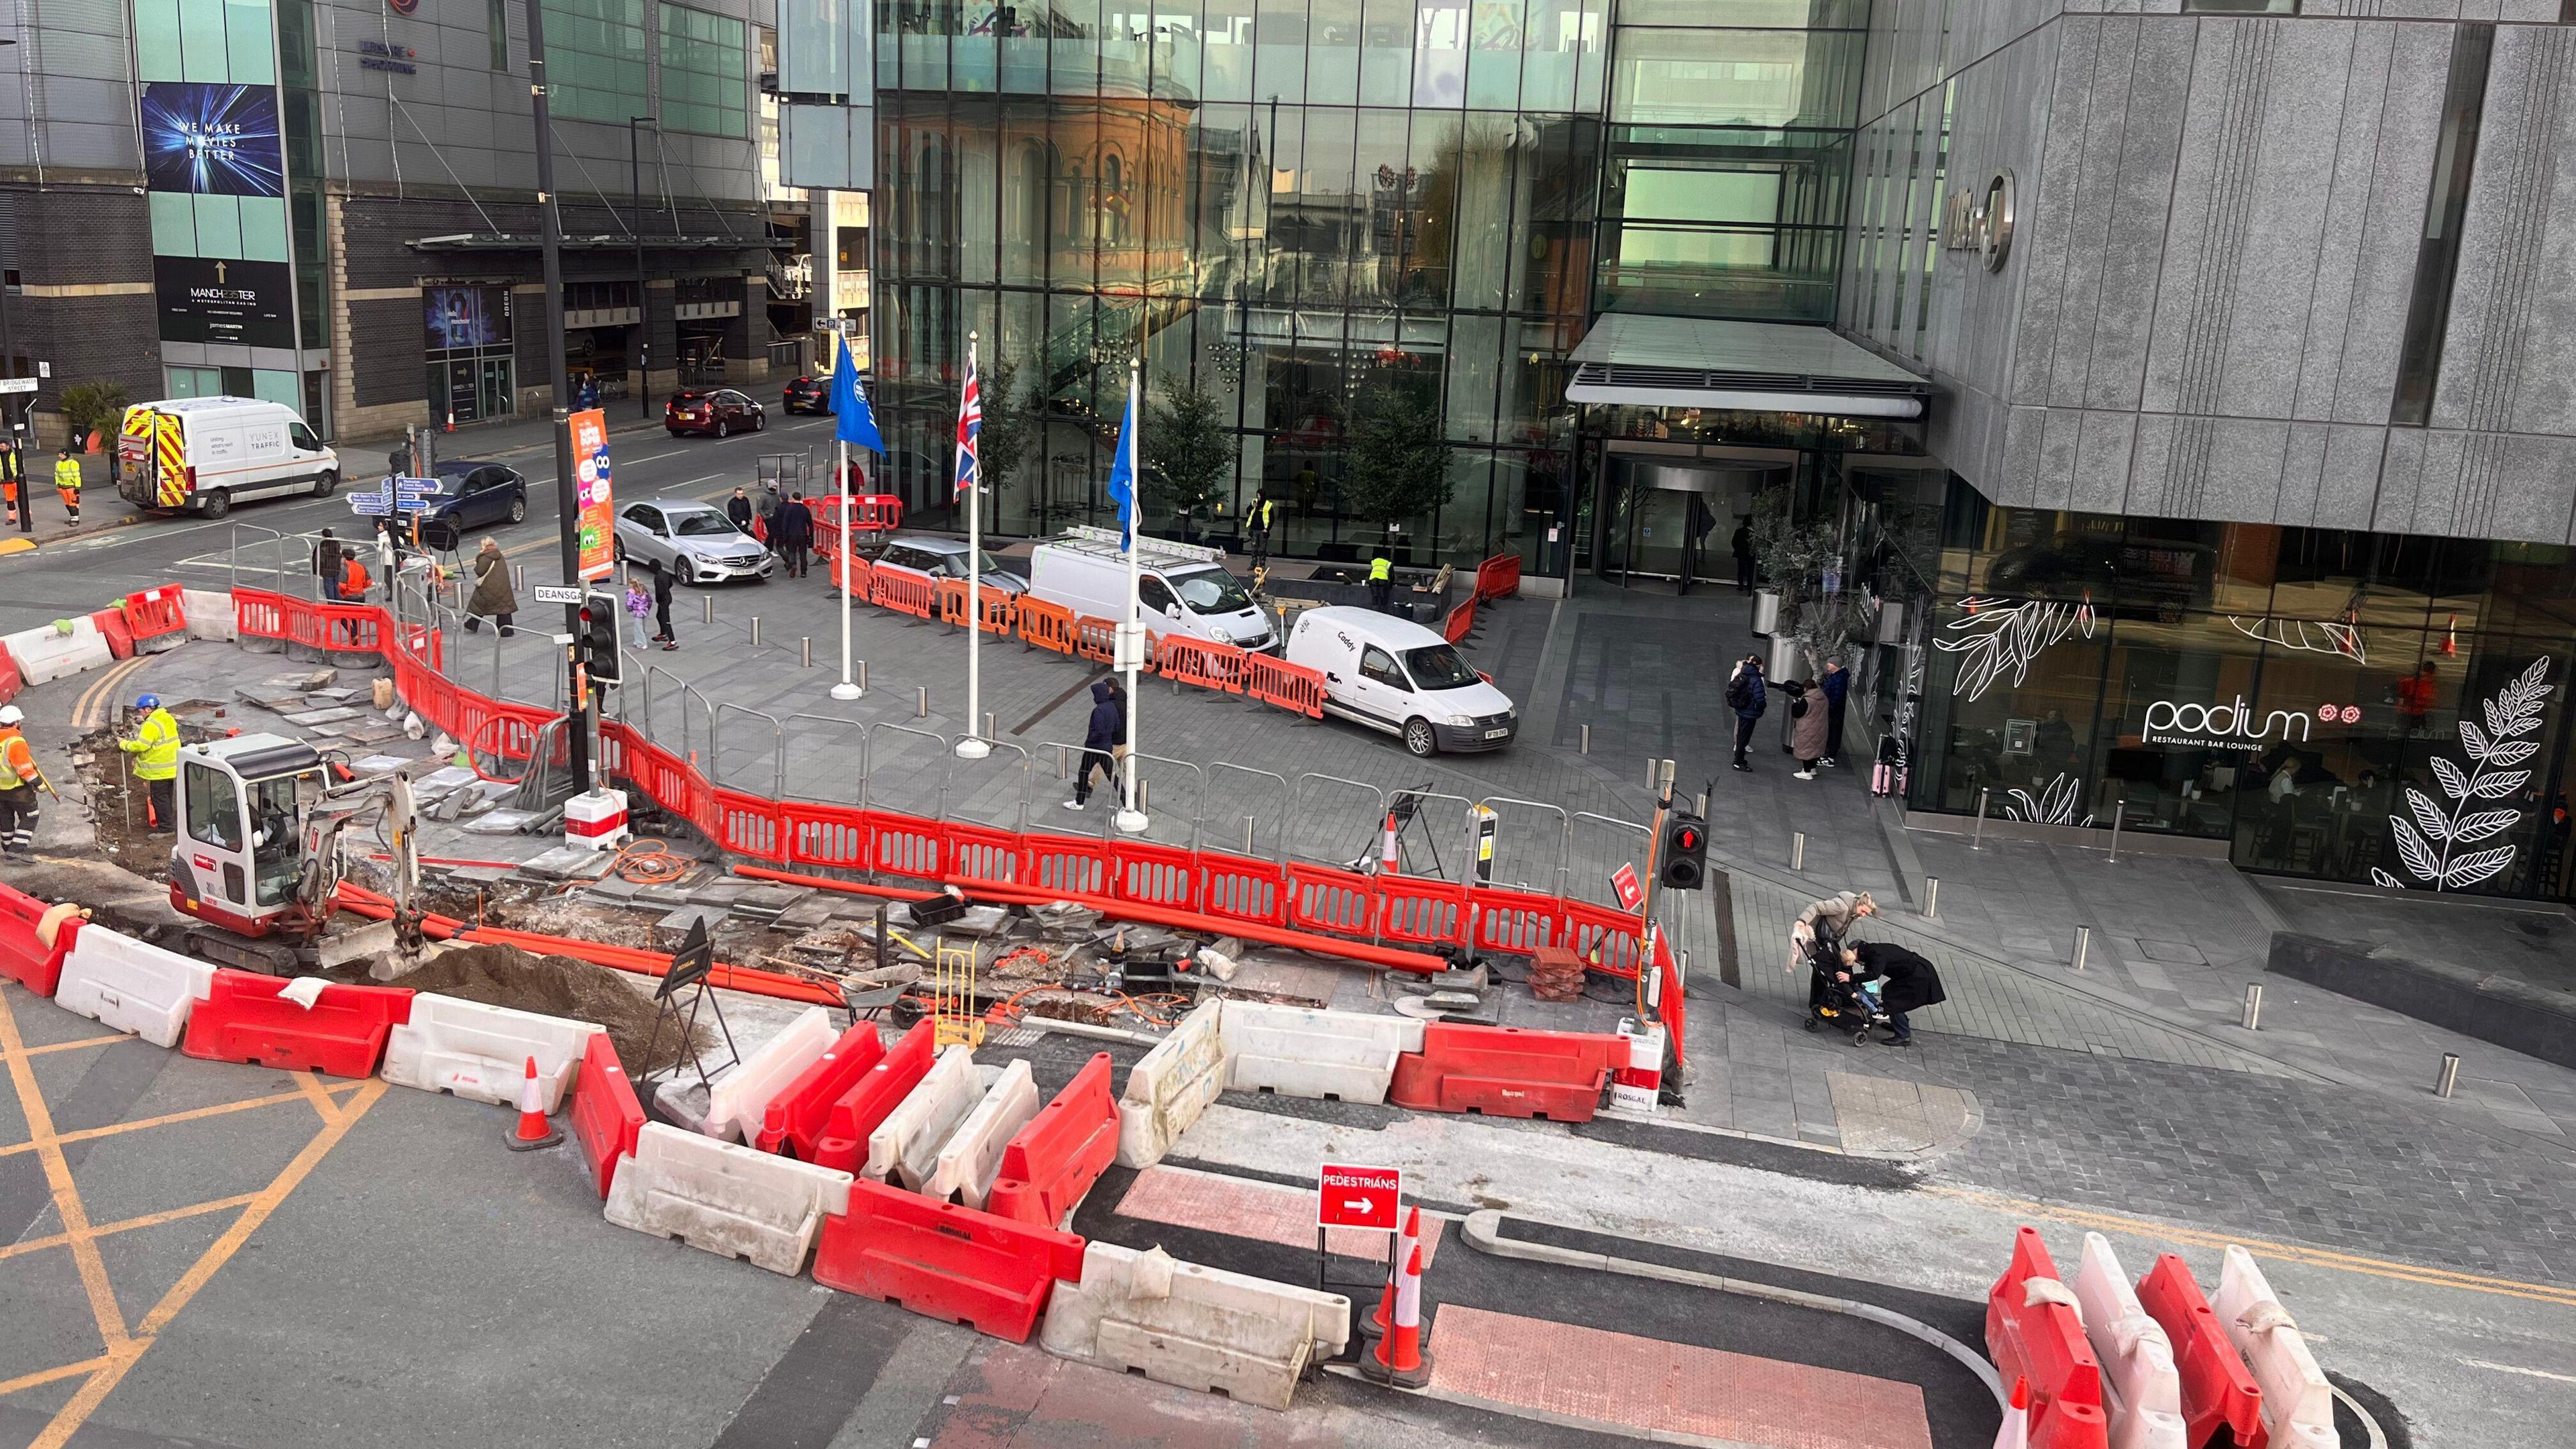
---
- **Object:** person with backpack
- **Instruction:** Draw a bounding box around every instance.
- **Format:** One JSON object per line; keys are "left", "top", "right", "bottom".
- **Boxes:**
{"left": 1788, "top": 678, "right": 1829, "bottom": 780}
{"left": 1725, "top": 654, "right": 1767, "bottom": 771}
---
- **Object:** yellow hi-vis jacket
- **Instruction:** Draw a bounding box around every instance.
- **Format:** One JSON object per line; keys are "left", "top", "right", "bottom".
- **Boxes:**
{"left": 53, "top": 457, "right": 82, "bottom": 495}
{"left": 121, "top": 707, "right": 179, "bottom": 780}
{"left": 0, "top": 728, "right": 35, "bottom": 788}
{"left": 1368, "top": 557, "right": 1391, "bottom": 582}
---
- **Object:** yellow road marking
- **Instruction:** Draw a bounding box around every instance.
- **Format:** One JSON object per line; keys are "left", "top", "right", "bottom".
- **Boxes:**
{"left": 1923, "top": 1184, "right": 2576, "bottom": 1308}
{"left": 0, "top": 1356, "right": 114, "bottom": 1398}
{"left": 0, "top": 1193, "right": 261, "bottom": 1265}
{"left": 0, "top": 978, "right": 133, "bottom": 1350}
{"left": 72, "top": 653, "right": 152, "bottom": 731}
{"left": 0, "top": 1079, "right": 367, "bottom": 1161}
{"left": 288, "top": 1068, "right": 342, "bottom": 1126}
{"left": 0, "top": 1031, "right": 133, "bottom": 1063}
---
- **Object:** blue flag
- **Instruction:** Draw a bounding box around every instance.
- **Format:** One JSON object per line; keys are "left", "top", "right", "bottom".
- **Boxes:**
{"left": 1104, "top": 380, "right": 1138, "bottom": 551}
{"left": 829, "top": 334, "right": 882, "bottom": 453}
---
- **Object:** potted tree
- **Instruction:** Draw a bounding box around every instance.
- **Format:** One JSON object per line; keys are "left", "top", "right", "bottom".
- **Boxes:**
{"left": 1342, "top": 366, "right": 1452, "bottom": 569}
{"left": 1143, "top": 380, "right": 1232, "bottom": 545}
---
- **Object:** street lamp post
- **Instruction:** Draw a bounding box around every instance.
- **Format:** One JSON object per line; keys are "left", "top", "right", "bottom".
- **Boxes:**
{"left": 631, "top": 115, "right": 657, "bottom": 421}
{"left": 523, "top": 0, "right": 590, "bottom": 794}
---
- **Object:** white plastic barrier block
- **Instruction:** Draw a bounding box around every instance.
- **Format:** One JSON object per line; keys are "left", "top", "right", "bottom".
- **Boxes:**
{"left": 54, "top": 926, "right": 217, "bottom": 1048}
{"left": 702, "top": 1005, "right": 837, "bottom": 1143}
{"left": 926, "top": 1059, "right": 1041, "bottom": 1209}
{"left": 1117, "top": 999, "right": 1226, "bottom": 1169}
{"left": 603, "top": 1121, "right": 853, "bottom": 1275}
{"left": 1040, "top": 1240, "right": 1352, "bottom": 1411}
{"left": 2213, "top": 1246, "right": 2337, "bottom": 1449}
{"left": 866, "top": 1044, "right": 981, "bottom": 1188}
{"left": 182, "top": 589, "right": 237, "bottom": 641}
{"left": 380, "top": 992, "right": 601, "bottom": 1112}
{"left": 1220, "top": 1002, "right": 1416, "bottom": 1104}
{"left": 3, "top": 619, "right": 115, "bottom": 687}
{"left": 2074, "top": 1234, "right": 2187, "bottom": 1449}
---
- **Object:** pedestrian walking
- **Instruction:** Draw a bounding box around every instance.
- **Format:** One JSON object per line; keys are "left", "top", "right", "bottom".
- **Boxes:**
{"left": 52, "top": 447, "right": 82, "bottom": 526}
{"left": 755, "top": 481, "right": 783, "bottom": 543}
{"left": 464, "top": 538, "right": 517, "bottom": 635}
{"left": 1731, "top": 519, "right": 1756, "bottom": 594}
{"left": 313, "top": 527, "right": 343, "bottom": 594}
{"left": 337, "top": 552, "right": 372, "bottom": 602}
{"left": 1063, "top": 678, "right": 1126, "bottom": 811}
{"left": 625, "top": 577, "right": 653, "bottom": 648}
{"left": 119, "top": 693, "right": 180, "bottom": 833}
{"left": 648, "top": 556, "right": 678, "bottom": 649}
{"left": 1839, "top": 940, "right": 1945, "bottom": 1046}
{"left": 1821, "top": 657, "right": 1849, "bottom": 765}
{"left": 0, "top": 704, "right": 43, "bottom": 858}
{"left": 773, "top": 490, "right": 813, "bottom": 578}
{"left": 1788, "top": 680, "right": 1829, "bottom": 779}
{"left": 725, "top": 486, "right": 754, "bottom": 533}
{"left": 1367, "top": 551, "right": 1394, "bottom": 613}
{"left": 1246, "top": 494, "right": 1276, "bottom": 571}
{"left": 1726, "top": 653, "right": 1767, "bottom": 771}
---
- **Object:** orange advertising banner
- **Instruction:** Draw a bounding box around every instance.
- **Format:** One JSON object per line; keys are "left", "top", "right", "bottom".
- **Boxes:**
{"left": 570, "top": 407, "right": 614, "bottom": 581}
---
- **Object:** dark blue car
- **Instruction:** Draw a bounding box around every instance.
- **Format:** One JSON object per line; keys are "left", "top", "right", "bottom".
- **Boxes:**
{"left": 352, "top": 458, "right": 528, "bottom": 547}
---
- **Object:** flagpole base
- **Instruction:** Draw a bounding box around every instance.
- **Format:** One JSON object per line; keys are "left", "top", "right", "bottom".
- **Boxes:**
{"left": 830, "top": 682, "right": 862, "bottom": 701}
{"left": 953, "top": 737, "right": 991, "bottom": 761}
{"left": 1113, "top": 808, "right": 1150, "bottom": 835}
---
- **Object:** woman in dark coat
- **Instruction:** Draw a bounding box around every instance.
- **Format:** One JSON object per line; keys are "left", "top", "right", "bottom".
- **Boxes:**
{"left": 1841, "top": 940, "right": 1947, "bottom": 1046}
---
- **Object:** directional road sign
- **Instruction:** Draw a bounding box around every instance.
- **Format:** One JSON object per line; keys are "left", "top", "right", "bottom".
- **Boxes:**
{"left": 1318, "top": 1163, "right": 1401, "bottom": 1230}
{"left": 1611, "top": 862, "right": 1643, "bottom": 912}
{"left": 529, "top": 584, "right": 584, "bottom": 605}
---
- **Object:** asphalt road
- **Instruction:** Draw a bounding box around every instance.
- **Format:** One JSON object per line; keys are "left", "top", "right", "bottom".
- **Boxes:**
{"left": 0, "top": 417, "right": 843, "bottom": 637}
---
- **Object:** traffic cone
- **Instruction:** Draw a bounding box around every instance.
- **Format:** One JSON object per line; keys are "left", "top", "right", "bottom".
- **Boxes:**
{"left": 445, "top": 409, "right": 456, "bottom": 433}
{"left": 505, "top": 1055, "right": 562, "bottom": 1150}
{"left": 1992, "top": 1377, "right": 2029, "bottom": 1449}
{"left": 1362, "top": 1242, "right": 1431, "bottom": 1387}
{"left": 1363, "top": 1205, "right": 1419, "bottom": 1338}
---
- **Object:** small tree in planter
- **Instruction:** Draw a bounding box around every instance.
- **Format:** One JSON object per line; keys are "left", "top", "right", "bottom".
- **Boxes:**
{"left": 975, "top": 362, "right": 1035, "bottom": 497}
{"left": 1143, "top": 380, "right": 1232, "bottom": 541}
{"left": 1343, "top": 366, "right": 1452, "bottom": 560}
{"left": 59, "top": 382, "right": 131, "bottom": 449}
{"left": 1750, "top": 502, "right": 1872, "bottom": 678}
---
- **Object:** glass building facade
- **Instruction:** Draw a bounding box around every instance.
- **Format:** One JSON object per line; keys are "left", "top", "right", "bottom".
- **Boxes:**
{"left": 865, "top": 1, "right": 1866, "bottom": 565}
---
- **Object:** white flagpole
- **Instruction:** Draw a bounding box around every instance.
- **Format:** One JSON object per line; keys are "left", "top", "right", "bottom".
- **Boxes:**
{"left": 957, "top": 332, "right": 989, "bottom": 760}
{"left": 1115, "top": 356, "right": 1146, "bottom": 834}
{"left": 830, "top": 331, "right": 860, "bottom": 701}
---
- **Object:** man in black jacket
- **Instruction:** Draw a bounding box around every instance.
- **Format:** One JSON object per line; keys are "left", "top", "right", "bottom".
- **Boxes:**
{"left": 1063, "top": 678, "right": 1124, "bottom": 812}
{"left": 724, "top": 486, "right": 754, "bottom": 533}
{"left": 1839, "top": 940, "right": 1946, "bottom": 1046}
{"left": 648, "top": 557, "right": 678, "bottom": 650}
{"left": 772, "top": 492, "right": 814, "bottom": 578}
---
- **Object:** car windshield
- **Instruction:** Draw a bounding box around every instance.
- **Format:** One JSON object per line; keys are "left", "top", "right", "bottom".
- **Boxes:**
{"left": 1171, "top": 568, "right": 1251, "bottom": 614}
{"left": 1401, "top": 644, "right": 1480, "bottom": 690}
{"left": 670, "top": 510, "right": 739, "bottom": 537}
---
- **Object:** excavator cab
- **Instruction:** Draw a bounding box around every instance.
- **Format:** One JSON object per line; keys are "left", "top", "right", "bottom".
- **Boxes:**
{"left": 168, "top": 734, "right": 327, "bottom": 943}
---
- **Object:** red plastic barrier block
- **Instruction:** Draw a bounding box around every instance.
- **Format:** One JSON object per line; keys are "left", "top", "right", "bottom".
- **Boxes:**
{"left": 754, "top": 1020, "right": 888, "bottom": 1158}
{"left": 812, "top": 1177, "right": 1087, "bottom": 1342}
{"left": 1387, "top": 1022, "right": 1623, "bottom": 1123}
{"left": 807, "top": 1020, "right": 936, "bottom": 1173}
{"left": 1986, "top": 1226, "right": 2110, "bottom": 1449}
{"left": 986, "top": 1052, "right": 1117, "bottom": 1230}
{"left": 2137, "top": 1252, "right": 2265, "bottom": 1449}
{"left": 180, "top": 969, "right": 415, "bottom": 1078}
{"left": 0, "top": 881, "right": 80, "bottom": 996}
{"left": 0, "top": 641, "right": 21, "bottom": 706}
{"left": 123, "top": 584, "right": 189, "bottom": 646}
{"left": 570, "top": 1032, "right": 644, "bottom": 1200}
{"left": 88, "top": 606, "right": 135, "bottom": 661}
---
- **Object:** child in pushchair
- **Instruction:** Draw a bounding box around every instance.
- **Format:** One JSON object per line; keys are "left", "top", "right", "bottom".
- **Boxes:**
{"left": 1801, "top": 927, "right": 1889, "bottom": 1042}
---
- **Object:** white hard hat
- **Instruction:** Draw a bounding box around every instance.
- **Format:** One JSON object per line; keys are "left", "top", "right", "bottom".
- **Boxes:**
{"left": 0, "top": 705, "right": 21, "bottom": 725}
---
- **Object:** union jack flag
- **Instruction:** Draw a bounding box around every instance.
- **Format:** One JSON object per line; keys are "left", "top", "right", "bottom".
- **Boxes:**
{"left": 953, "top": 354, "right": 981, "bottom": 498}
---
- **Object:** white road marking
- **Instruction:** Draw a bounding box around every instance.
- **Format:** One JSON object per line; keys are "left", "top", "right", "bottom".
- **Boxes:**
{"left": 2459, "top": 1358, "right": 2576, "bottom": 1385}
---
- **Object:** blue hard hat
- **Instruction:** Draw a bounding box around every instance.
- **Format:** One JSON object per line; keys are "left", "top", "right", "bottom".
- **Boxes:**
{"left": 135, "top": 693, "right": 160, "bottom": 710}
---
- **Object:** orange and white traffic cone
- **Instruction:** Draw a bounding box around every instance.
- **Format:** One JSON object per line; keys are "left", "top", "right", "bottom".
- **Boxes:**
{"left": 1363, "top": 1205, "right": 1419, "bottom": 1339}
{"left": 505, "top": 1055, "right": 562, "bottom": 1151}
{"left": 1992, "top": 1377, "right": 2029, "bottom": 1449}
{"left": 1362, "top": 1242, "right": 1431, "bottom": 1388}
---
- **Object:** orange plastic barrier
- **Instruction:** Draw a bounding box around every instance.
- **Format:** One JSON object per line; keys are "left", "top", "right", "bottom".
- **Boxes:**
{"left": 180, "top": 969, "right": 415, "bottom": 1078}
{"left": 753, "top": 1019, "right": 888, "bottom": 1157}
{"left": 1242, "top": 653, "right": 1326, "bottom": 718}
{"left": 1442, "top": 597, "right": 1476, "bottom": 644}
{"left": 1986, "top": 1227, "right": 2112, "bottom": 1449}
{"left": 1387, "top": 1022, "right": 1624, "bottom": 1122}
{"left": 122, "top": 584, "right": 190, "bottom": 651}
{"left": 936, "top": 577, "right": 968, "bottom": 628}
{"left": 1073, "top": 614, "right": 1152, "bottom": 667}
{"left": 1474, "top": 551, "right": 1521, "bottom": 600}
{"left": 873, "top": 568, "right": 936, "bottom": 619}
{"left": 977, "top": 587, "right": 1013, "bottom": 635}
{"left": 1015, "top": 596, "right": 1076, "bottom": 654}
{"left": 985, "top": 1052, "right": 1118, "bottom": 1230}
{"left": 1157, "top": 635, "right": 1248, "bottom": 694}
{"left": 812, "top": 1177, "right": 1089, "bottom": 1342}
{"left": 0, "top": 641, "right": 21, "bottom": 705}
{"left": 804, "top": 1019, "right": 938, "bottom": 1173}
{"left": 87, "top": 606, "right": 135, "bottom": 660}
{"left": 0, "top": 881, "right": 80, "bottom": 996}
{"left": 570, "top": 1032, "right": 644, "bottom": 1200}
{"left": 2137, "top": 1252, "right": 2265, "bottom": 1449}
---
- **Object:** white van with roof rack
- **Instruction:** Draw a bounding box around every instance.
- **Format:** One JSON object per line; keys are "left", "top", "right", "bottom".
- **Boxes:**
{"left": 1028, "top": 526, "right": 1275, "bottom": 651}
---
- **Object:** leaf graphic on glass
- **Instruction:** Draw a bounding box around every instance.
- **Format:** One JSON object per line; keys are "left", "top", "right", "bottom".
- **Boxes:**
{"left": 1935, "top": 596, "right": 2096, "bottom": 700}
{"left": 2381, "top": 656, "right": 2553, "bottom": 894}
{"left": 2001, "top": 772, "right": 2093, "bottom": 827}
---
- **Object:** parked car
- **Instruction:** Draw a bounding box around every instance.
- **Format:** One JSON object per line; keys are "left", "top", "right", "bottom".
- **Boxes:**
{"left": 353, "top": 459, "right": 527, "bottom": 545}
{"left": 612, "top": 498, "right": 775, "bottom": 584}
{"left": 115, "top": 396, "right": 337, "bottom": 518}
{"left": 1028, "top": 530, "right": 1273, "bottom": 651}
{"left": 781, "top": 375, "right": 830, "bottom": 415}
{"left": 872, "top": 535, "right": 1029, "bottom": 594}
{"left": 664, "top": 388, "right": 767, "bottom": 438}
{"left": 1283, "top": 606, "right": 1517, "bottom": 757}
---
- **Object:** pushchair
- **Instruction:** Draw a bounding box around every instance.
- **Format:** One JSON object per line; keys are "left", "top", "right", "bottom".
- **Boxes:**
{"left": 1801, "top": 926, "right": 1887, "bottom": 1044}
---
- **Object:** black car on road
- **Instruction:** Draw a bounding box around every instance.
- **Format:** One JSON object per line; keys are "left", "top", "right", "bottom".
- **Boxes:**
{"left": 351, "top": 458, "right": 528, "bottom": 549}
{"left": 782, "top": 375, "right": 830, "bottom": 414}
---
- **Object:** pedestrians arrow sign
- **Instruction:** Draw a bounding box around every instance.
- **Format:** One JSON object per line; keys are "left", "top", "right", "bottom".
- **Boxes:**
{"left": 1318, "top": 1163, "right": 1400, "bottom": 1230}
{"left": 1611, "top": 861, "right": 1642, "bottom": 912}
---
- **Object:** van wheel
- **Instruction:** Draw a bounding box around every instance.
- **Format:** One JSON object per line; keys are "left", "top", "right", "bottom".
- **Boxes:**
{"left": 313, "top": 471, "right": 340, "bottom": 497}
{"left": 1403, "top": 718, "right": 1437, "bottom": 757}
{"left": 199, "top": 490, "right": 230, "bottom": 520}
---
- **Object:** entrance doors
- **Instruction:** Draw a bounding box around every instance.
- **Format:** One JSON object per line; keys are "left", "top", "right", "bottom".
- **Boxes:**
{"left": 1592, "top": 451, "right": 1788, "bottom": 593}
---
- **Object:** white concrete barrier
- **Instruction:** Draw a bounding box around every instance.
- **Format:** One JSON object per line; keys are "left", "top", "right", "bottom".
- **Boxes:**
{"left": 2074, "top": 1234, "right": 2187, "bottom": 1449}
{"left": 182, "top": 589, "right": 237, "bottom": 641}
{"left": 701, "top": 1005, "right": 837, "bottom": 1142}
{"left": 1040, "top": 1240, "right": 1351, "bottom": 1411}
{"left": 380, "top": 992, "right": 600, "bottom": 1111}
{"left": 866, "top": 1044, "right": 980, "bottom": 1188}
{"left": 1220, "top": 1002, "right": 1419, "bottom": 1104}
{"left": 1117, "top": 999, "right": 1226, "bottom": 1168}
{"left": 2213, "top": 1246, "right": 2337, "bottom": 1449}
{"left": 926, "top": 1058, "right": 1040, "bottom": 1209}
{"left": 3, "top": 619, "right": 115, "bottom": 687}
{"left": 602, "top": 1121, "right": 853, "bottom": 1275}
{"left": 54, "top": 926, "right": 216, "bottom": 1047}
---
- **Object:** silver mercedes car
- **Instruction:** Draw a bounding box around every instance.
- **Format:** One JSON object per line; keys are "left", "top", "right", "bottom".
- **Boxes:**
{"left": 612, "top": 498, "right": 777, "bottom": 584}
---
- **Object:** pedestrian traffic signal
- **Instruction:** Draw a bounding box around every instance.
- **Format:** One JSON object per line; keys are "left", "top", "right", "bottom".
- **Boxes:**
{"left": 1658, "top": 810, "right": 1708, "bottom": 891}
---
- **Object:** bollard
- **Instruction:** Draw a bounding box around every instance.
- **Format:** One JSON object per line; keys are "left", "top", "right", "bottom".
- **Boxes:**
{"left": 1922, "top": 876, "right": 1939, "bottom": 919}
{"left": 1971, "top": 787, "right": 1990, "bottom": 850}
{"left": 984, "top": 710, "right": 997, "bottom": 741}
{"left": 857, "top": 659, "right": 867, "bottom": 692}
{"left": 1140, "top": 778, "right": 1150, "bottom": 810}
{"left": 1580, "top": 723, "right": 1590, "bottom": 755}
{"left": 1243, "top": 816, "right": 1256, "bottom": 853}
{"left": 916, "top": 686, "right": 928, "bottom": 718}
{"left": 702, "top": 595, "right": 714, "bottom": 625}
{"left": 1695, "top": 790, "right": 1708, "bottom": 815}
{"left": 1056, "top": 745, "right": 1069, "bottom": 780}
{"left": 2071, "top": 925, "right": 2090, "bottom": 971}
{"left": 750, "top": 616, "right": 762, "bottom": 647}
{"left": 1646, "top": 757, "right": 1656, "bottom": 790}
{"left": 1790, "top": 831, "right": 1807, "bottom": 871}
{"left": 800, "top": 636, "right": 811, "bottom": 667}
{"left": 2435, "top": 1053, "right": 2461, "bottom": 1098}
{"left": 2107, "top": 798, "right": 2125, "bottom": 863}
{"left": 513, "top": 563, "right": 526, "bottom": 591}
{"left": 2241, "top": 982, "right": 2263, "bottom": 1031}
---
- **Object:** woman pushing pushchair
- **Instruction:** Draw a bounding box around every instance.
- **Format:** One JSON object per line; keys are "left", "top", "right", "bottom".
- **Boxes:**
{"left": 1784, "top": 891, "right": 1947, "bottom": 1046}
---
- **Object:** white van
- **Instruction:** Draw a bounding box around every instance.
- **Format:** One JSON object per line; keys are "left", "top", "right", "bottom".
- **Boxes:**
{"left": 1028, "top": 525, "right": 1275, "bottom": 651}
{"left": 1283, "top": 605, "right": 1518, "bottom": 757}
{"left": 117, "top": 396, "right": 339, "bottom": 518}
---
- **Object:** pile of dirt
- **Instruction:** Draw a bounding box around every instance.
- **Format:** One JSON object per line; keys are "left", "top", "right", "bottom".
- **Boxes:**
{"left": 398, "top": 941, "right": 709, "bottom": 1075}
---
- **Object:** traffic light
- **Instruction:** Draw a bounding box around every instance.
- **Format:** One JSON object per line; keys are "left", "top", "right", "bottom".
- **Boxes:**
{"left": 578, "top": 603, "right": 620, "bottom": 685}
{"left": 1658, "top": 809, "right": 1708, "bottom": 891}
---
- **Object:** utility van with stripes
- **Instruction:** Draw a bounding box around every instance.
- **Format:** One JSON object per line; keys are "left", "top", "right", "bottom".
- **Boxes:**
{"left": 117, "top": 397, "right": 339, "bottom": 519}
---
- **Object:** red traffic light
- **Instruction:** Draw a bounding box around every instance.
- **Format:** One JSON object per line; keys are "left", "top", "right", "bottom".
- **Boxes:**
{"left": 578, "top": 606, "right": 595, "bottom": 627}
{"left": 1676, "top": 825, "right": 1701, "bottom": 851}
